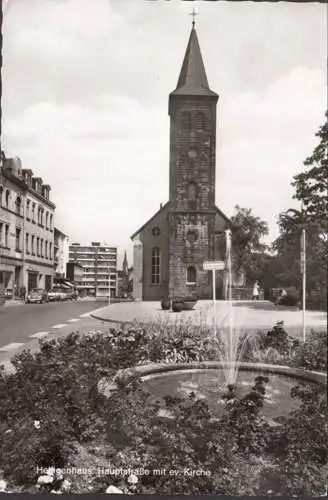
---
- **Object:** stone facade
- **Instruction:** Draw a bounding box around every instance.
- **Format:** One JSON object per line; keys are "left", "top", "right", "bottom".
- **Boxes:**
{"left": 131, "top": 25, "right": 232, "bottom": 301}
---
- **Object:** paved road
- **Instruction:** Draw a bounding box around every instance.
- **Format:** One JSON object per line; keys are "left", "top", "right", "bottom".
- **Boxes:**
{"left": 0, "top": 300, "right": 110, "bottom": 362}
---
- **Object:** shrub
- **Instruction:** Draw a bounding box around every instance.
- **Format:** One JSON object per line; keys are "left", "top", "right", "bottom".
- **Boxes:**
{"left": 292, "top": 330, "right": 327, "bottom": 372}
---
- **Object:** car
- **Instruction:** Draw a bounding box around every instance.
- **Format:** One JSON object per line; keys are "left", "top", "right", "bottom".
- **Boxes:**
{"left": 48, "top": 289, "right": 60, "bottom": 302}
{"left": 26, "top": 289, "right": 47, "bottom": 304}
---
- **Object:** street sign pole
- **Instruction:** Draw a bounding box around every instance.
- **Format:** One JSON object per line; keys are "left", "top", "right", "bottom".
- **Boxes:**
{"left": 203, "top": 261, "right": 225, "bottom": 338}
{"left": 212, "top": 269, "right": 216, "bottom": 337}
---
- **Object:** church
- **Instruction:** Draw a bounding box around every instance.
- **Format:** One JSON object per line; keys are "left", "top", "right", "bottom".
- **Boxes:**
{"left": 131, "top": 22, "right": 233, "bottom": 301}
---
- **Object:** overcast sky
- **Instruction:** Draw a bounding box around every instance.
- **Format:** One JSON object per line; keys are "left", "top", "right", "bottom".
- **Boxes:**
{"left": 2, "top": 0, "right": 327, "bottom": 267}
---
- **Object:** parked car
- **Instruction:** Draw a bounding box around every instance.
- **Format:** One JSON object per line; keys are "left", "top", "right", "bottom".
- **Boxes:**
{"left": 26, "top": 289, "right": 48, "bottom": 304}
{"left": 48, "top": 289, "right": 61, "bottom": 302}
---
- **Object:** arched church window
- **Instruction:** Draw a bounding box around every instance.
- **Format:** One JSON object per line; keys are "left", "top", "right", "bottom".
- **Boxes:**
{"left": 181, "top": 111, "right": 191, "bottom": 130}
{"left": 151, "top": 247, "right": 161, "bottom": 285}
{"left": 195, "top": 112, "right": 205, "bottom": 131}
{"left": 186, "top": 266, "right": 197, "bottom": 284}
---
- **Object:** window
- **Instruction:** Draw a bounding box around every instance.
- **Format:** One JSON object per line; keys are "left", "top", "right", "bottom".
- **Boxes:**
{"left": 152, "top": 227, "right": 161, "bottom": 237}
{"left": 50, "top": 214, "right": 53, "bottom": 231}
{"left": 195, "top": 112, "right": 205, "bottom": 131}
{"left": 0, "top": 186, "right": 3, "bottom": 206}
{"left": 15, "top": 228, "right": 21, "bottom": 251}
{"left": 32, "top": 203, "right": 36, "bottom": 222}
{"left": 45, "top": 241, "right": 48, "bottom": 259}
{"left": 186, "top": 230, "right": 198, "bottom": 243}
{"left": 181, "top": 111, "right": 191, "bottom": 130}
{"left": 31, "top": 235, "right": 35, "bottom": 255}
{"left": 37, "top": 237, "right": 40, "bottom": 256}
{"left": 49, "top": 242, "right": 52, "bottom": 260}
{"left": 26, "top": 233, "right": 29, "bottom": 253}
{"left": 41, "top": 239, "right": 44, "bottom": 257}
{"left": 0, "top": 222, "right": 3, "bottom": 246}
{"left": 46, "top": 212, "right": 49, "bottom": 229}
{"left": 15, "top": 196, "right": 21, "bottom": 215}
{"left": 26, "top": 200, "right": 30, "bottom": 219}
{"left": 151, "top": 247, "right": 160, "bottom": 285}
{"left": 5, "top": 190, "right": 10, "bottom": 208}
{"left": 188, "top": 182, "right": 197, "bottom": 202}
{"left": 187, "top": 266, "right": 196, "bottom": 284}
{"left": 5, "top": 225, "right": 9, "bottom": 247}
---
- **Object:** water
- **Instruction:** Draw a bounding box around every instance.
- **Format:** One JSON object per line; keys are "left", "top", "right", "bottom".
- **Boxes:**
{"left": 213, "top": 230, "right": 250, "bottom": 388}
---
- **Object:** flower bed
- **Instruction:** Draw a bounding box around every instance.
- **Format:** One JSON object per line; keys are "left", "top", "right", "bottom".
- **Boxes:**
{"left": 0, "top": 323, "right": 327, "bottom": 495}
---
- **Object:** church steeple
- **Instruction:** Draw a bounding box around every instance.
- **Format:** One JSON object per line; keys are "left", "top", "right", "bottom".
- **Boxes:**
{"left": 171, "top": 26, "right": 218, "bottom": 97}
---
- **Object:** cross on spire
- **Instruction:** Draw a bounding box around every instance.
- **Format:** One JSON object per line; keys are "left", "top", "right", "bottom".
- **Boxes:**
{"left": 189, "top": 7, "right": 198, "bottom": 28}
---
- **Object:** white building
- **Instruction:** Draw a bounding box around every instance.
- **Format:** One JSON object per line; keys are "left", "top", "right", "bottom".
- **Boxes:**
{"left": 0, "top": 156, "right": 55, "bottom": 296}
{"left": 54, "top": 227, "right": 69, "bottom": 278}
{"left": 69, "top": 241, "right": 117, "bottom": 297}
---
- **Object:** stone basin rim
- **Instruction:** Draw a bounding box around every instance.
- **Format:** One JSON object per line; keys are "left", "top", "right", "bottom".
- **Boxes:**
{"left": 124, "top": 361, "right": 327, "bottom": 385}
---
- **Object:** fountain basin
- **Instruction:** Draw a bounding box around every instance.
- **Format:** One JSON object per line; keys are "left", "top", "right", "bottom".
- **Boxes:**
{"left": 99, "top": 362, "right": 326, "bottom": 420}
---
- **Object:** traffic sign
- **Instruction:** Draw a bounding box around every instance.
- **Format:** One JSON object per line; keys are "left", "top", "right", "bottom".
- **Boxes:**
{"left": 203, "top": 261, "right": 225, "bottom": 271}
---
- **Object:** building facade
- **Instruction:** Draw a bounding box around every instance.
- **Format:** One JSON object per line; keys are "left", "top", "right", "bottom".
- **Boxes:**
{"left": 66, "top": 262, "right": 84, "bottom": 290}
{"left": 131, "top": 24, "right": 232, "bottom": 301}
{"left": 0, "top": 156, "right": 55, "bottom": 297}
{"left": 68, "top": 242, "right": 117, "bottom": 297}
{"left": 54, "top": 227, "right": 69, "bottom": 278}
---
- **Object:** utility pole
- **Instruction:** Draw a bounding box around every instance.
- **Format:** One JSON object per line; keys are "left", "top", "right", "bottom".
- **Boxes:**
{"left": 301, "top": 228, "right": 306, "bottom": 342}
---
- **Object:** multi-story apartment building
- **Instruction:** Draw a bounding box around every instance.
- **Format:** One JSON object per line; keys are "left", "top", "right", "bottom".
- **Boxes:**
{"left": 54, "top": 227, "right": 69, "bottom": 278}
{"left": 69, "top": 241, "right": 117, "bottom": 297}
{"left": 0, "top": 156, "right": 55, "bottom": 296}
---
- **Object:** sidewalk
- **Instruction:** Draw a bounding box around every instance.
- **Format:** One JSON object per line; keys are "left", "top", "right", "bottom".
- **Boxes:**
{"left": 90, "top": 300, "right": 327, "bottom": 338}
{"left": 2, "top": 299, "right": 25, "bottom": 308}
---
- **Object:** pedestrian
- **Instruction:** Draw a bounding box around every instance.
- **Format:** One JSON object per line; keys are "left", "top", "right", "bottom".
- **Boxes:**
{"left": 252, "top": 281, "right": 260, "bottom": 301}
{"left": 276, "top": 288, "right": 287, "bottom": 305}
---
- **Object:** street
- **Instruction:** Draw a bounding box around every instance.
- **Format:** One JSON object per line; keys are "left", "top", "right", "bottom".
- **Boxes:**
{"left": 0, "top": 299, "right": 110, "bottom": 369}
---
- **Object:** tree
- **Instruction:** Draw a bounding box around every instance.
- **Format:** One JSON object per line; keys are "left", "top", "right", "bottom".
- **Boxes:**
{"left": 273, "top": 112, "right": 328, "bottom": 307}
{"left": 292, "top": 110, "right": 328, "bottom": 234}
{"left": 230, "top": 205, "right": 269, "bottom": 285}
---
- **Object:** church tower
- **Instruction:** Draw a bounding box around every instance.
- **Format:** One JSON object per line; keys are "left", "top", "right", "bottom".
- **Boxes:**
{"left": 168, "top": 23, "right": 219, "bottom": 299}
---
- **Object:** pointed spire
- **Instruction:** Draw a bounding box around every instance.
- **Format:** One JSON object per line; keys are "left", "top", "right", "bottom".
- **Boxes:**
{"left": 171, "top": 26, "right": 218, "bottom": 97}
{"left": 123, "top": 250, "right": 128, "bottom": 274}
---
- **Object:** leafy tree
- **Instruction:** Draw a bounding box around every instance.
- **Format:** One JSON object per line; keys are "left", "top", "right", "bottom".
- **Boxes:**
{"left": 230, "top": 205, "right": 269, "bottom": 285}
{"left": 273, "top": 112, "right": 328, "bottom": 306}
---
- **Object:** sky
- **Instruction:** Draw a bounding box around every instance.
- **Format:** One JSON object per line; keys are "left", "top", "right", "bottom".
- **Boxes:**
{"left": 2, "top": 0, "right": 327, "bottom": 267}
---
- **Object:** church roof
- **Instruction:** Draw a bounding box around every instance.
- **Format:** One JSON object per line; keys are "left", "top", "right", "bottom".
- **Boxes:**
{"left": 130, "top": 202, "right": 231, "bottom": 241}
{"left": 170, "top": 26, "right": 218, "bottom": 98}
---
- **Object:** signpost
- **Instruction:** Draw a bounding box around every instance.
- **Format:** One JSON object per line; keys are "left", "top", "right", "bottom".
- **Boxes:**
{"left": 203, "top": 261, "right": 225, "bottom": 336}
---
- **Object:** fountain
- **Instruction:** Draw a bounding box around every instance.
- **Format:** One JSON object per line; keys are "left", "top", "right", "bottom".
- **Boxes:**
{"left": 99, "top": 228, "right": 326, "bottom": 418}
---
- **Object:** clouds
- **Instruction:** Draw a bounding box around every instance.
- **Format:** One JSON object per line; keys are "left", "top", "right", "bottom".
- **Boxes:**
{"left": 2, "top": 0, "right": 327, "bottom": 265}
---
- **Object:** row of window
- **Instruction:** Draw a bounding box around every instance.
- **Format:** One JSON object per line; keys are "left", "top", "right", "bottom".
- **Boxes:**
{"left": 0, "top": 222, "right": 53, "bottom": 259}
{"left": 180, "top": 111, "right": 206, "bottom": 131}
{"left": 0, "top": 187, "right": 54, "bottom": 229}
{"left": 25, "top": 233, "right": 53, "bottom": 259}
{"left": 151, "top": 247, "right": 196, "bottom": 285}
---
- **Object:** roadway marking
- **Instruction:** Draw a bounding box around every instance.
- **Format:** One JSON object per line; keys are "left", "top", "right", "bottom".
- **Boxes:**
{"left": 79, "top": 312, "right": 91, "bottom": 318}
{"left": 30, "top": 331, "right": 50, "bottom": 339}
{"left": 51, "top": 324, "right": 67, "bottom": 329}
{"left": 67, "top": 318, "right": 80, "bottom": 323}
{"left": 0, "top": 343, "right": 25, "bottom": 352}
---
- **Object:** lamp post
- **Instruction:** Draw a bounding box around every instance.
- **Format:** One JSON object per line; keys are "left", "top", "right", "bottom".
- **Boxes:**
{"left": 102, "top": 247, "right": 111, "bottom": 305}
